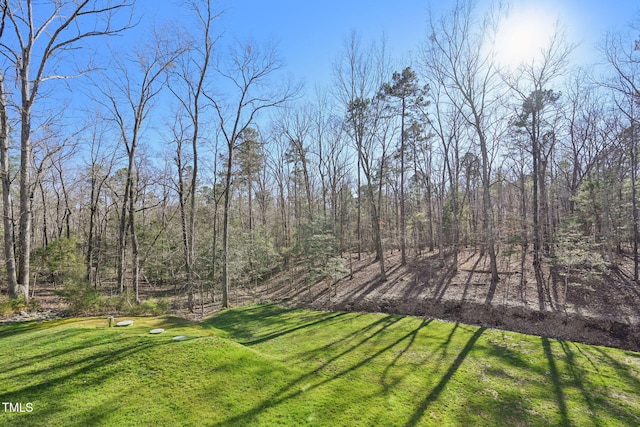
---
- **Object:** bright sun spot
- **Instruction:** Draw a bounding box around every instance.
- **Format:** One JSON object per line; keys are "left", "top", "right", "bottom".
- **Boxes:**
{"left": 494, "top": 6, "right": 557, "bottom": 68}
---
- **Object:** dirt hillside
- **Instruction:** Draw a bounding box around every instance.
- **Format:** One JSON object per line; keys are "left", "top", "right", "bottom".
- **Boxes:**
{"left": 263, "top": 249, "right": 640, "bottom": 352}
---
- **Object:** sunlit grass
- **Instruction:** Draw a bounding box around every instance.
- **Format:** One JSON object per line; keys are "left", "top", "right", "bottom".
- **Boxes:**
{"left": 0, "top": 306, "right": 638, "bottom": 426}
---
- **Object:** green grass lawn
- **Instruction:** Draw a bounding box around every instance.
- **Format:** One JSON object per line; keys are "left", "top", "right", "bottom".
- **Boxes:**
{"left": 0, "top": 305, "right": 639, "bottom": 426}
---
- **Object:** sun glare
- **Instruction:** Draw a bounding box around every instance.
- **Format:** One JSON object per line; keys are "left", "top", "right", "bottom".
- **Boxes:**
{"left": 494, "top": 6, "right": 557, "bottom": 68}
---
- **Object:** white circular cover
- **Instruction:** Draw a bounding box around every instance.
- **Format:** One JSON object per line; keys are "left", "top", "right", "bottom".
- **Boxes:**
{"left": 115, "top": 320, "right": 134, "bottom": 327}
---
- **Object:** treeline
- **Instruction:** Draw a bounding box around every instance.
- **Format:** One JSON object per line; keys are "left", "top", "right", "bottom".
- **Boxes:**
{"left": 1, "top": 1, "right": 639, "bottom": 311}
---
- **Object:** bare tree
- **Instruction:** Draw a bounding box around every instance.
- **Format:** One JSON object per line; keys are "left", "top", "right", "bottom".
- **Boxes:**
{"left": 601, "top": 23, "right": 640, "bottom": 282}
{"left": 426, "top": 79, "right": 466, "bottom": 269}
{"left": 335, "top": 32, "right": 392, "bottom": 280}
{"left": 423, "top": 0, "right": 502, "bottom": 283}
{"left": 99, "top": 31, "right": 185, "bottom": 301}
{"left": 84, "top": 121, "right": 118, "bottom": 287}
{"left": 277, "top": 106, "right": 314, "bottom": 221}
{"left": 347, "top": 94, "right": 393, "bottom": 281}
{"left": 0, "top": 0, "right": 132, "bottom": 299}
{"left": 167, "top": 0, "right": 220, "bottom": 310}
{"left": 333, "top": 32, "right": 376, "bottom": 261}
{"left": 504, "top": 22, "right": 573, "bottom": 268}
{"left": 205, "top": 40, "right": 300, "bottom": 308}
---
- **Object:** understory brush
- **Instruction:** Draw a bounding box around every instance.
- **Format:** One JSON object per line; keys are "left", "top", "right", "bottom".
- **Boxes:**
{"left": 0, "top": 295, "right": 41, "bottom": 315}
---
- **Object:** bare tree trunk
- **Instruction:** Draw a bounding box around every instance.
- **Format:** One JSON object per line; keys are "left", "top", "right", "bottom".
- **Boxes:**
{"left": 632, "top": 128, "right": 639, "bottom": 282}
{"left": 174, "top": 134, "right": 193, "bottom": 307}
{"left": 222, "top": 147, "right": 233, "bottom": 308}
{"left": 86, "top": 137, "right": 114, "bottom": 288}
{"left": 129, "top": 172, "right": 140, "bottom": 303}
{"left": 87, "top": 181, "right": 97, "bottom": 285}
{"left": 478, "top": 128, "right": 500, "bottom": 283}
{"left": 0, "top": 72, "right": 17, "bottom": 297}
{"left": 117, "top": 157, "right": 133, "bottom": 293}
{"left": 399, "top": 98, "right": 407, "bottom": 265}
{"left": 39, "top": 181, "right": 49, "bottom": 247}
{"left": 17, "top": 100, "right": 32, "bottom": 300}
{"left": 365, "top": 173, "right": 386, "bottom": 280}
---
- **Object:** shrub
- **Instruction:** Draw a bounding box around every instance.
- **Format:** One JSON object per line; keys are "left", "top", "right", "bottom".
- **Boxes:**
{"left": 0, "top": 296, "right": 40, "bottom": 315}
{"left": 97, "top": 292, "right": 171, "bottom": 316}
{"left": 0, "top": 296, "right": 13, "bottom": 316}
{"left": 55, "top": 280, "right": 101, "bottom": 314}
{"left": 140, "top": 298, "right": 170, "bottom": 315}
{"left": 32, "top": 236, "right": 85, "bottom": 287}
{"left": 294, "top": 220, "right": 346, "bottom": 285}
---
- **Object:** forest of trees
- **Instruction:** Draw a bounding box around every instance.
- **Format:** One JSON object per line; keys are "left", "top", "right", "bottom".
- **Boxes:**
{"left": 1, "top": 0, "right": 640, "bottom": 313}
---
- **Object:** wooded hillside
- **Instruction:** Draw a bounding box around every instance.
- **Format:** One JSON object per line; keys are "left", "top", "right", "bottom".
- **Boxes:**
{"left": 1, "top": 0, "right": 640, "bottom": 322}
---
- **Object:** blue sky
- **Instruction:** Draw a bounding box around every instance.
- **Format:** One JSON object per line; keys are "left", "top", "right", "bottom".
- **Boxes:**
{"left": 5, "top": 0, "right": 638, "bottom": 158}
{"left": 7, "top": 1, "right": 639, "bottom": 105}
{"left": 134, "top": 0, "right": 640, "bottom": 90}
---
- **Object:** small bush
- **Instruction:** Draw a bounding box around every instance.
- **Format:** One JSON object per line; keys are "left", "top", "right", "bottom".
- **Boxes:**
{"left": 55, "top": 280, "right": 101, "bottom": 314}
{"left": 9, "top": 296, "right": 29, "bottom": 312}
{"left": 140, "top": 298, "right": 170, "bottom": 315}
{"left": 32, "top": 236, "right": 85, "bottom": 287}
{"left": 97, "top": 292, "right": 171, "bottom": 316}
{"left": 0, "top": 296, "right": 13, "bottom": 316}
{"left": 0, "top": 296, "right": 40, "bottom": 315}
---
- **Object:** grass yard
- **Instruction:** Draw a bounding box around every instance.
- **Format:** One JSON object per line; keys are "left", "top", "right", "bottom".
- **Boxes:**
{"left": 0, "top": 305, "right": 639, "bottom": 426}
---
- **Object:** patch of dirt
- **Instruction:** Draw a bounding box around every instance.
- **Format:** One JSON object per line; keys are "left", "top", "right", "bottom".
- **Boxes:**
{"left": 264, "top": 250, "right": 640, "bottom": 352}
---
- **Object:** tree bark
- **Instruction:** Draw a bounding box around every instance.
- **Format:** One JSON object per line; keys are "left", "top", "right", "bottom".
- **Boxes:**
{"left": 0, "top": 73, "right": 17, "bottom": 297}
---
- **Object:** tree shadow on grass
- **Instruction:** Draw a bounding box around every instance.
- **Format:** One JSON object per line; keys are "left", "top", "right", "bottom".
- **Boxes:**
{"left": 380, "top": 319, "right": 432, "bottom": 393}
{"left": 542, "top": 339, "right": 640, "bottom": 426}
{"left": 210, "top": 315, "right": 430, "bottom": 426}
{"left": 0, "top": 329, "right": 174, "bottom": 427}
{"left": 203, "top": 304, "right": 348, "bottom": 344}
{"left": 404, "top": 326, "right": 485, "bottom": 426}
{"left": 0, "top": 320, "right": 45, "bottom": 340}
{"left": 542, "top": 337, "right": 570, "bottom": 426}
{"left": 558, "top": 341, "right": 602, "bottom": 427}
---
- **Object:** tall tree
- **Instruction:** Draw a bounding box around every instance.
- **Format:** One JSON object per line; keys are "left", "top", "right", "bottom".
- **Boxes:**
{"left": 427, "top": 79, "right": 466, "bottom": 269}
{"left": 0, "top": 0, "right": 132, "bottom": 300}
{"left": 236, "top": 127, "right": 264, "bottom": 232}
{"left": 424, "top": 0, "right": 502, "bottom": 283}
{"left": 205, "top": 41, "right": 299, "bottom": 308}
{"left": 84, "top": 122, "right": 117, "bottom": 287}
{"left": 99, "top": 31, "right": 185, "bottom": 300}
{"left": 347, "top": 93, "right": 392, "bottom": 281}
{"left": 333, "top": 32, "right": 375, "bottom": 260}
{"left": 504, "top": 23, "right": 573, "bottom": 268}
{"left": 380, "top": 66, "right": 429, "bottom": 265}
{"left": 335, "top": 32, "right": 391, "bottom": 280}
{"left": 167, "top": 0, "right": 219, "bottom": 310}
{"left": 279, "top": 106, "right": 314, "bottom": 222}
{"left": 512, "top": 89, "right": 561, "bottom": 266}
{"left": 0, "top": 3, "right": 17, "bottom": 298}
{"left": 602, "top": 23, "right": 640, "bottom": 282}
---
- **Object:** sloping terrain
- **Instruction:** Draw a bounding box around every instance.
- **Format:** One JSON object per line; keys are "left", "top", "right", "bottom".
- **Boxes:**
{"left": 263, "top": 250, "right": 640, "bottom": 351}
{"left": 1, "top": 305, "right": 639, "bottom": 426}
{"left": 3, "top": 248, "right": 640, "bottom": 351}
